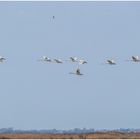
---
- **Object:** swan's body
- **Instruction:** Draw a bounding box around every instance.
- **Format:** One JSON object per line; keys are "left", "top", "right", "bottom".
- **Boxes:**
{"left": 53, "top": 59, "right": 63, "bottom": 63}
{"left": 38, "top": 56, "right": 52, "bottom": 62}
{"left": 106, "top": 59, "right": 116, "bottom": 65}
{"left": 43, "top": 56, "right": 52, "bottom": 62}
{"left": 69, "top": 68, "right": 83, "bottom": 75}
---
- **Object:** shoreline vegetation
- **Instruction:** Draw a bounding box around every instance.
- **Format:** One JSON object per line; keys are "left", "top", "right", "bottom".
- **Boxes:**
{"left": 1, "top": 132, "right": 140, "bottom": 139}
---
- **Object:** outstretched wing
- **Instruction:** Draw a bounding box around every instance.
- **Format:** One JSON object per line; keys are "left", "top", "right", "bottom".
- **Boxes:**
{"left": 54, "top": 59, "right": 63, "bottom": 63}
{"left": 70, "top": 57, "right": 75, "bottom": 61}
{"left": 107, "top": 60, "right": 112, "bottom": 64}
{"left": 0, "top": 57, "right": 6, "bottom": 62}
{"left": 132, "top": 56, "right": 137, "bottom": 60}
{"left": 70, "top": 57, "right": 78, "bottom": 62}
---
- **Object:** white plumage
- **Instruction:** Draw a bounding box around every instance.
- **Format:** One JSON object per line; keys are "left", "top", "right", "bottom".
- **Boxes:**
{"left": 69, "top": 68, "right": 83, "bottom": 76}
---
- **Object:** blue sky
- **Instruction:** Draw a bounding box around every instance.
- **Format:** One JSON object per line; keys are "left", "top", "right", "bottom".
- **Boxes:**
{"left": 0, "top": 1, "right": 140, "bottom": 130}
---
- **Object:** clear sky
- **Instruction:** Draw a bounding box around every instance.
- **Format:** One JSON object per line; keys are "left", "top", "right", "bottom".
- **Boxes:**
{"left": 0, "top": 1, "right": 140, "bottom": 130}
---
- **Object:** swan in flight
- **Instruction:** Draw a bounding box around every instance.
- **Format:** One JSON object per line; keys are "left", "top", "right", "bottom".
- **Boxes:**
{"left": 69, "top": 57, "right": 78, "bottom": 62}
{"left": 69, "top": 68, "right": 83, "bottom": 75}
{"left": 106, "top": 59, "right": 116, "bottom": 65}
{"left": 68, "top": 57, "right": 87, "bottom": 64}
{"left": 0, "top": 57, "right": 6, "bottom": 63}
{"left": 53, "top": 59, "right": 63, "bottom": 63}
{"left": 38, "top": 56, "right": 52, "bottom": 62}
{"left": 78, "top": 59, "right": 87, "bottom": 65}
{"left": 131, "top": 56, "right": 140, "bottom": 62}
{"left": 126, "top": 56, "right": 140, "bottom": 62}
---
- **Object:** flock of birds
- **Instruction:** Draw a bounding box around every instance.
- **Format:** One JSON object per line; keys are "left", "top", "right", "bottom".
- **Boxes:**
{"left": 38, "top": 56, "right": 87, "bottom": 75}
{"left": 0, "top": 55, "right": 139, "bottom": 76}
{"left": 38, "top": 55, "right": 140, "bottom": 75}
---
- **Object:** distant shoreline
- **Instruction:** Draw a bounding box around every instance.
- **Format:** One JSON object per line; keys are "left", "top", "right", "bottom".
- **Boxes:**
{"left": 1, "top": 132, "right": 140, "bottom": 139}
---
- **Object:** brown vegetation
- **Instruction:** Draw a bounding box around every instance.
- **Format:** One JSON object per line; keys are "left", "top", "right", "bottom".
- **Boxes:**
{"left": 0, "top": 132, "right": 140, "bottom": 139}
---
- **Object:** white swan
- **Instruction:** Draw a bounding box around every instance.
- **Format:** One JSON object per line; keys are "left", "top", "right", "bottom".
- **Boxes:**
{"left": 53, "top": 59, "right": 63, "bottom": 63}
{"left": 106, "top": 59, "right": 116, "bottom": 65}
{"left": 78, "top": 59, "right": 87, "bottom": 65}
{"left": 126, "top": 56, "right": 140, "bottom": 62}
{"left": 68, "top": 57, "right": 87, "bottom": 65}
{"left": 69, "top": 68, "right": 83, "bottom": 75}
{"left": 131, "top": 56, "right": 140, "bottom": 62}
{"left": 69, "top": 57, "right": 78, "bottom": 62}
{"left": 38, "top": 56, "right": 52, "bottom": 62}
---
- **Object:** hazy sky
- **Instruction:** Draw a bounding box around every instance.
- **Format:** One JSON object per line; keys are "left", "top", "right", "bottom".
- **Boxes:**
{"left": 0, "top": 1, "right": 140, "bottom": 130}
